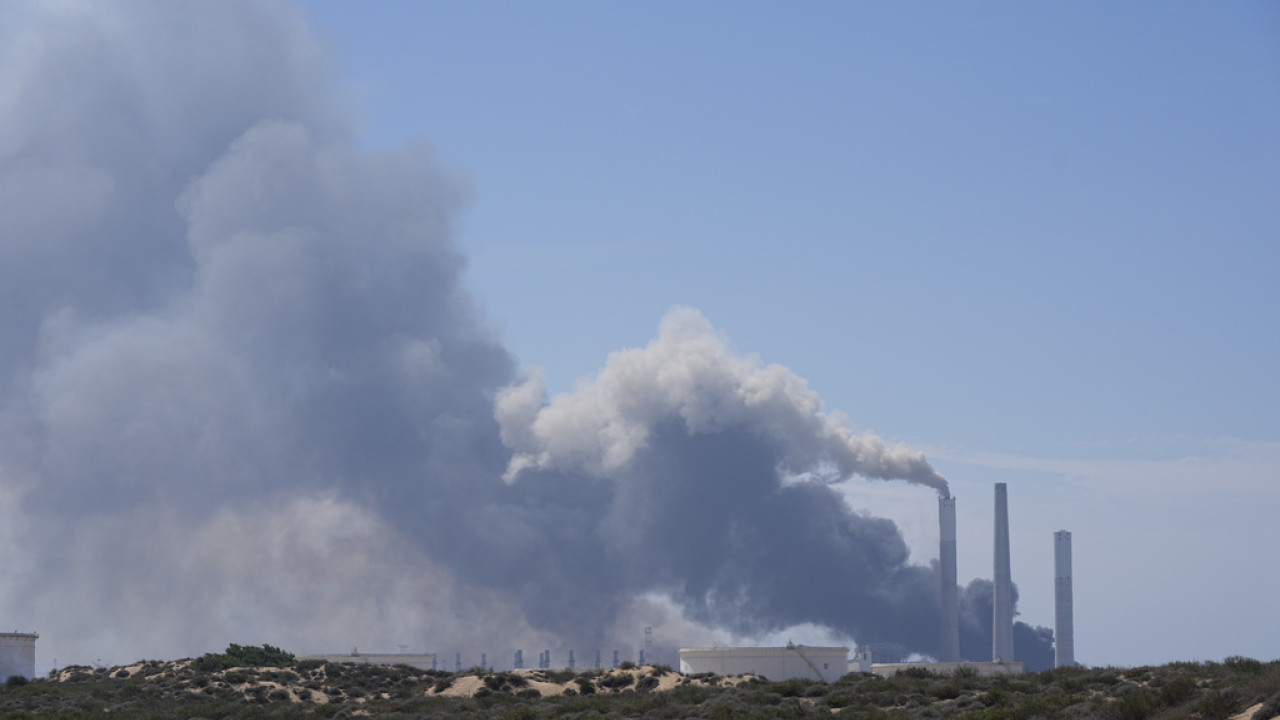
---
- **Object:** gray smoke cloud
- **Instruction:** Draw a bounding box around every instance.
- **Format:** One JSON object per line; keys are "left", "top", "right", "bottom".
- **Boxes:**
{"left": 0, "top": 0, "right": 1050, "bottom": 671}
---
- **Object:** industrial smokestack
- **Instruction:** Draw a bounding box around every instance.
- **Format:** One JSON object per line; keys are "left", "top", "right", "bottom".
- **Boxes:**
{"left": 938, "top": 496, "right": 960, "bottom": 662}
{"left": 1055, "top": 530, "right": 1075, "bottom": 668}
{"left": 992, "top": 483, "right": 1014, "bottom": 662}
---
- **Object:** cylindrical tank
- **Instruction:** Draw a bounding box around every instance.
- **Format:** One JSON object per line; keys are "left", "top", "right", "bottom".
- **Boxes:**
{"left": 0, "top": 632, "right": 38, "bottom": 681}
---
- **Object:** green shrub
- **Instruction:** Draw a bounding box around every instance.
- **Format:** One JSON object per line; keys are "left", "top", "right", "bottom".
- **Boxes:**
{"left": 191, "top": 643, "right": 295, "bottom": 672}
{"left": 931, "top": 683, "right": 962, "bottom": 700}
{"left": 599, "top": 672, "right": 635, "bottom": 689}
{"left": 546, "top": 669, "right": 576, "bottom": 684}
{"left": 1225, "top": 657, "right": 1265, "bottom": 676}
{"left": 1158, "top": 676, "right": 1197, "bottom": 706}
{"left": 636, "top": 675, "right": 659, "bottom": 692}
{"left": 1196, "top": 689, "right": 1239, "bottom": 720}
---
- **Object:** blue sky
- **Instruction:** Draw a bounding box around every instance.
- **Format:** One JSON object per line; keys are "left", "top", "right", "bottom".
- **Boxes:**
{"left": 297, "top": 2, "right": 1280, "bottom": 667}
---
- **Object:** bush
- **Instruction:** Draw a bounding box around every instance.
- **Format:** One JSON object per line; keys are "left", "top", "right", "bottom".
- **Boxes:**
{"left": 1196, "top": 689, "right": 1239, "bottom": 720}
{"left": 546, "top": 669, "right": 576, "bottom": 683}
{"left": 1226, "top": 657, "right": 1265, "bottom": 676}
{"left": 5, "top": 675, "right": 28, "bottom": 686}
{"left": 635, "top": 675, "right": 659, "bottom": 692}
{"left": 1158, "top": 676, "right": 1197, "bottom": 706}
{"left": 191, "top": 644, "right": 295, "bottom": 672}
{"left": 599, "top": 672, "right": 635, "bottom": 689}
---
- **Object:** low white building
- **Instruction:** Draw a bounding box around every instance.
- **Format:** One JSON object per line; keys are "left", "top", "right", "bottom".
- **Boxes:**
{"left": 0, "top": 632, "right": 37, "bottom": 681}
{"left": 679, "top": 645, "right": 848, "bottom": 682}
{"left": 298, "top": 651, "right": 436, "bottom": 671}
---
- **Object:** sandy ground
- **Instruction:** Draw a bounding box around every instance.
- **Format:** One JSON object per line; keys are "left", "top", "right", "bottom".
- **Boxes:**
{"left": 434, "top": 665, "right": 758, "bottom": 698}
{"left": 1230, "top": 702, "right": 1264, "bottom": 720}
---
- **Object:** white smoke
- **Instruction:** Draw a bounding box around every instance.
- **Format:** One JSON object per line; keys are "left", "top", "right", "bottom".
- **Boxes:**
{"left": 497, "top": 307, "right": 947, "bottom": 494}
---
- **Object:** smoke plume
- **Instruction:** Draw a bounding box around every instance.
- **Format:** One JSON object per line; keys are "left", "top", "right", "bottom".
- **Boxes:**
{"left": 0, "top": 0, "right": 1050, "bottom": 670}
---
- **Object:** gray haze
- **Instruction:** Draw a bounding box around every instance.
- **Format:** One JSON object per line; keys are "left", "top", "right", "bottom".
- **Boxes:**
{"left": 0, "top": 0, "right": 1051, "bottom": 670}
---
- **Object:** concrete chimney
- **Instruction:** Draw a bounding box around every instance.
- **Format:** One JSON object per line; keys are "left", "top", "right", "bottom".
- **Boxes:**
{"left": 1055, "top": 530, "right": 1075, "bottom": 668}
{"left": 992, "top": 483, "right": 1014, "bottom": 662}
{"left": 938, "top": 496, "right": 960, "bottom": 662}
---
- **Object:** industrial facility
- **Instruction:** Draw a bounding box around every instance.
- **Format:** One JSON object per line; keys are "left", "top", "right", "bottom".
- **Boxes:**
{"left": 861, "top": 482, "right": 1077, "bottom": 676}
{"left": 678, "top": 644, "right": 848, "bottom": 682}
{"left": 2, "top": 484, "right": 1073, "bottom": 683}
{"left": 0, "top": 632, "right": 37, "bottom": 681}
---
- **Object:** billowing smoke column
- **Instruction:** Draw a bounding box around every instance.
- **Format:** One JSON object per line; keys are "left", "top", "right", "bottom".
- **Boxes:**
{"left": 1055, "top": 530, "right": 1075, "bottom": 668}
{"left": 0, "top": 0, "right": 1058, "bottom": 669}
{"left": 937, "top": 497, "right": 960, "bottom": 662}
{"left": 992, "top": 483, "right": 1015, "bottom": 662}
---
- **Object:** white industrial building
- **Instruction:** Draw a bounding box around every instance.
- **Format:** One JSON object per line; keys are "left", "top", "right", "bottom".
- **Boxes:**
{"left": 298, "top": 651, "right": 436, "bottom": 671}
{"left": 0, "top": 632, "right": 37, "bottom": 681}
{"left": 678, "top": 644, "right": 848, "bottom": 682}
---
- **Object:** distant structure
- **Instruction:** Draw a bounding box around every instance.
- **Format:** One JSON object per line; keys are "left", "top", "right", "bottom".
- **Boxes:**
{"left": 992, "top": 483, "right": 1014, "bottom": 662}
{"left": 1055, "top": 530, "right": 1075, "bottom": 668}
{"left": 938, "top": 496, "right": 960, "bottom": 662}
{"left": 678, "top": 645, "right": 848, "bottom": 682}
{"left": 514, "top": 649, "right": 524, "bottom": 669}
{"left": 0, "top": 632, "right": 37, "bottom": 681}
{"left": 297, "top": 649, "right": 435, "bottom": 672}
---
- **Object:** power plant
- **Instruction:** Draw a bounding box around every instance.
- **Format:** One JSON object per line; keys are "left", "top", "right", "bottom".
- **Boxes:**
{"left": 10, "top": 483, "right": 1073, "bottom": 680}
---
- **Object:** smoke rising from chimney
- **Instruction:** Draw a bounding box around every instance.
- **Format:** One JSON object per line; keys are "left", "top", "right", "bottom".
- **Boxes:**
{"left": 0, "top": 0, "right": 1054, "bottom": 668}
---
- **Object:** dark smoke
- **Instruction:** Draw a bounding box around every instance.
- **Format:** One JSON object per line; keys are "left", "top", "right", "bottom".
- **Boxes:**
{"left": 0, "top": 0, "right": 1052, "bottom": 669}
{"left": 958, "top": 579, "right": 1055, "bottom": 671}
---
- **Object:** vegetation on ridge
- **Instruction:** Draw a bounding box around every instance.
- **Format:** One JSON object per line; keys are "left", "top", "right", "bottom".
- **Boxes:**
{"left": 0, "top": 645, "right": 1277, "bottom": 719}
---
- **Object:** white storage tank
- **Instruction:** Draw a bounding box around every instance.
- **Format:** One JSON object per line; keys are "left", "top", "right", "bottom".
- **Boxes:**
{"left": 0, "top": 632, "right": 37, "bottom": 681}
{"left": 679, "top": 644, "right": 848, "bottom": 682}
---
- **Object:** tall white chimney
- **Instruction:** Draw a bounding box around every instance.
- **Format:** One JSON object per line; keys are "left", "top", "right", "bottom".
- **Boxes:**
{"left": 992, "top": 483, "right": 1014, "bottom": 662}
{"left": 1055, "top": 530, "right": 1075, "bottom": 668}
{"left": 938, "top": 496, "right": 960, "bottom": 662}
